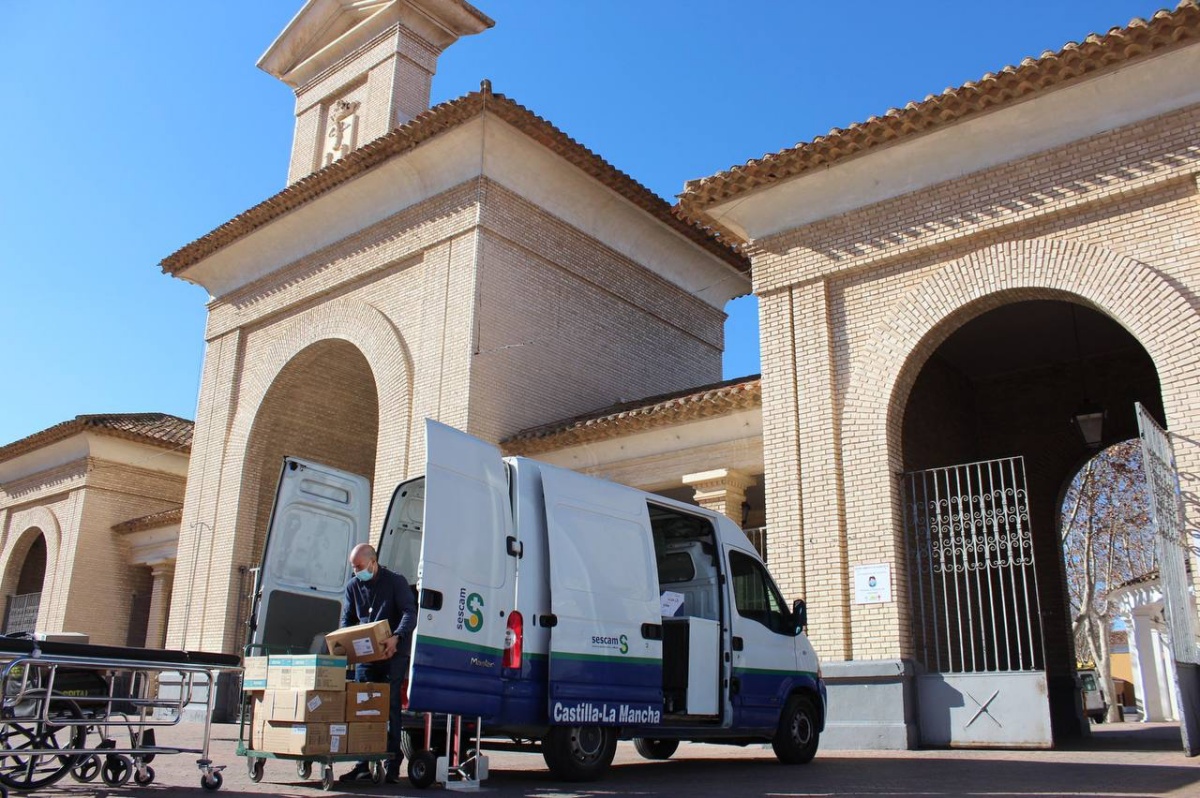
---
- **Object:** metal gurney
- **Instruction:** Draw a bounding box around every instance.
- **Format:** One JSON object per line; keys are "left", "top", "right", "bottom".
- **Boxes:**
{"left": 0, "top": 637, "right": 241, "bottom": 794}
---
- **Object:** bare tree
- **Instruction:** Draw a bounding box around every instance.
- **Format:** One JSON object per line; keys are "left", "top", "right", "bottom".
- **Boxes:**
{"left": 1061, "top": 439, "right": 1156, "bottom": 723}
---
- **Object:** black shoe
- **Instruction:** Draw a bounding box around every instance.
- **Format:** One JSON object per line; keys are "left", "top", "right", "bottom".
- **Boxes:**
{"left": 338, "top": 762, "right": 372, "bottom": 782}
{"left": 385, "top": 762, "right": 402, "bottom": 784}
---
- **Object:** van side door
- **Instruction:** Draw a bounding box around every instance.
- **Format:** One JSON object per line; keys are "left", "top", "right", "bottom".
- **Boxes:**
{"left": 405, "top": 420, "right": 514, "bottom": 718}
{"left": 251, "top": 458, "right": 370, "bottom": 654}
{"left": 540, "top": 464, "right": 664, "bottom": 726}
{"left": 726, "top": 546, "right": 799, "bottom": 730}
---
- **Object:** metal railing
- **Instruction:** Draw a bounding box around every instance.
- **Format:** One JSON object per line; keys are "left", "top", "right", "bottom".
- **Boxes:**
{"left": 4, "top": 592, "right": 41, "bottom": 635}
{"left": 903, "top": 457, "right": 1044, "bottom": 674}
{"left": 744, "top": 527, "right": 768, "bottom": 562}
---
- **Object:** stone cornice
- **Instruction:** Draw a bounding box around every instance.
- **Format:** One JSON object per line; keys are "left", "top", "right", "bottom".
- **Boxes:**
{"left": 502, "top": 376, "right": 761, "bottom": 456}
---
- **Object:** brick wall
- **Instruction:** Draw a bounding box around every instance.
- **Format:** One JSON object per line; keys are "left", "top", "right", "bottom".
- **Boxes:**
{"left": 169, "top": 173, "right": 729, "bottom": 653}
{"left": 754, "top": 102, "right": 1200, "bottom": 667}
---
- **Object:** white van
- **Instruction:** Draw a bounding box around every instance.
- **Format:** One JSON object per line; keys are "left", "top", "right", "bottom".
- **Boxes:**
{"left": 250, "top": 420, "right": 826, "bottom": 781}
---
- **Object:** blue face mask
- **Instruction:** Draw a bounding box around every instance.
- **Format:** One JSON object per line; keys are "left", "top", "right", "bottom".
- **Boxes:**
{"left": 354, "top": 567, "right": 373, "bottom": 583}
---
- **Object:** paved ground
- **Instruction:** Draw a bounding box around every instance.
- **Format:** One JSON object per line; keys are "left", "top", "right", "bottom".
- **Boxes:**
{"left": 14, "top": 721, "right": 1198, "bottom": 798}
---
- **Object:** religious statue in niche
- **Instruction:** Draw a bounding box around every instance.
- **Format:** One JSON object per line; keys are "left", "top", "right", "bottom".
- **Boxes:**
{"left": 322, "top": 99, "right": 360, "bottom": 167}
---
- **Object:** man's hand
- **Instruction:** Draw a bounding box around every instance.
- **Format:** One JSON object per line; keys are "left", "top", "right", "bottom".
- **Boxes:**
{"left": 382, "top": 635, "right": 399, "bottom": 659}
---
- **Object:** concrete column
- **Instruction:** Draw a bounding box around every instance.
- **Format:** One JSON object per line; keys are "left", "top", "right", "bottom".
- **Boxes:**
{"left": 146, "top": 561, "right": 175, "bottom": 650}
{"left": 682, "top": 468, "right": 755, "bottom": 523}
{"left": 1129, "top": 611, "right": 1165, "bottom": 721}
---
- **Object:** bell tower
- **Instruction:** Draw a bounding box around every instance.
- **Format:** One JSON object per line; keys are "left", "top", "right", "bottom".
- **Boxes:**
{"left": 258, "top": 0, "right": 493, "bottom": 184}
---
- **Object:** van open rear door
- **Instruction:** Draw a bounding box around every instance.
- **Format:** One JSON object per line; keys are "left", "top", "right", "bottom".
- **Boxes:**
{"left": 406, "top": 420, "right": 513, "bottom": 717}
{"left": 540, "top": 465, "right": 664, "bottom": 725}
{"left": 250, "top": 458, "right": 370, "bottom": 654}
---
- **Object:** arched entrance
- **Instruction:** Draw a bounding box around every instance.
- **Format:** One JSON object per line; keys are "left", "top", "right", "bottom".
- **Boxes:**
{"left": 899, "top": 298, "right": 1162, "bottom": 745}
{"left": 4, "top": 532, "right": 47, "bottom": 634}
{"left": 238, "top": 339, "right": 380, "bottom": 631}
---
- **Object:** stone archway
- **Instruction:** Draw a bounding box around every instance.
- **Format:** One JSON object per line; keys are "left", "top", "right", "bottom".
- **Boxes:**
{"left": 2, "top": 528, "right": 49, "bottom": 634}
{"left": 843, "top": 238, "right": 1195, "bottom": 745}
{"left": 0, "top": 507, "right": 62, "bottom": 635}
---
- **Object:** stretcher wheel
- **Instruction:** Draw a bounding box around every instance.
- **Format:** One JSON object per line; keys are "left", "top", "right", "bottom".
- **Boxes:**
{"left": 201, "top": 770, "right": 223, "bottom": 791}
{"left": 407, "top": 750, "right": 437, "bottom": 789}
{"left": 296, "top": 760, "right": 312, "bottom": 779}
{"left": 320, "top": 765, "right": 334, "bottom": 791}
{"left": 370, "top": 760, "right": 385, "bottom": 784}
{"left": 70, "top": 755, "right": 100, "bottom": 783}
{"left": 101, "top": 755, "right": 132, "bottom": 787}
{"left": 247, "top": 757, "right": 265, "bottom": 782}
{"left": 0, "top": 690, "right": 85, "bottom": 790}
{"left": 134, "top": 765, "right": 155, "bottom": 786}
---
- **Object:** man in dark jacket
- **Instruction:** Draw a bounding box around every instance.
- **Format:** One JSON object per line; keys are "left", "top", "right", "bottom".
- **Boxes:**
{"left": 338, "top": 543, "right": 417, "bottom": 783}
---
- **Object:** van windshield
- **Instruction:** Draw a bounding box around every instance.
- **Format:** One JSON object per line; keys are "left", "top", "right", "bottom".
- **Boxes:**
{"left": 378, "top": 477, "right": 424, "bottom": 584}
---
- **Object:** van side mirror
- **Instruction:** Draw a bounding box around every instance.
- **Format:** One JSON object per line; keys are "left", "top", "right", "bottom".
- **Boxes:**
{"left": 792, "top": 599, "right": 808, "bottom": 634}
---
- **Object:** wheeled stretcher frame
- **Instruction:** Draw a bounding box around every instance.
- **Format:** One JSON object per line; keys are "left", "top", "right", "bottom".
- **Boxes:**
{"left": 0, "top": 637, "right": 241, "bottom": 794}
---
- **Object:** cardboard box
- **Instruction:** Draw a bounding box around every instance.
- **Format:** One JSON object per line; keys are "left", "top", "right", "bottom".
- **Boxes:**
{"left": 264, "top": 690, "right": 345, "bottom": 723}
{"left": 266, "top": 655, "right": 347, "bottom": 691}
{"left": 345, "top": 682, "right": 389, "bottom": 721}
{"left": 325, "top": 620, "right": 392, "bottom": 665}
{"left": 260, "top": 722, "right": 331, "bottom": 756}
{"left": 242, "top": 656, "right": 269, "bottom": 691}
{"left": 246, "top": 693, "right": 267, "bottom": 750}
{"left": 348, "top": 722, "right": 388, "bottom": 755}
{"left": 328, "top": 723, "right": 349, "bottom": 755}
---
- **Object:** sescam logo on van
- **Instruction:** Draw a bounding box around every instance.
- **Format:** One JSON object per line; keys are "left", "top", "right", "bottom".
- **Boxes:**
{"left": 456, "top": 588, "right": 484, "bottom": 633}
{"left": 553, "top": 701, "right": 661, "bottom": 725}
{"left": 591, "top": 634, "right": 629, "bottom": 654}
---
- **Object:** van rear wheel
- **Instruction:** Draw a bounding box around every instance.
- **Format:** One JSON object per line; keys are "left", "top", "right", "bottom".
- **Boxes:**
{"left": 633, "top": 738, "right": 679, "bottom": 760}
{"left": 772, "top": 695, "right": 819, "bottom": 765}
{"left": 541, "top": 726, "right": 616, "bottom": 782}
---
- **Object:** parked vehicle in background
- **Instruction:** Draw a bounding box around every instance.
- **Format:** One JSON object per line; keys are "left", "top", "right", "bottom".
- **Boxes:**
{"left": 1078, "top": 669, "right": 1108, "bottom": 723}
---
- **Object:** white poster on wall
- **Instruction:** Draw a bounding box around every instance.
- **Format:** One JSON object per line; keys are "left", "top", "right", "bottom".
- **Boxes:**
{"left": 853, "top": 563, "right": 892, "bottom": 604}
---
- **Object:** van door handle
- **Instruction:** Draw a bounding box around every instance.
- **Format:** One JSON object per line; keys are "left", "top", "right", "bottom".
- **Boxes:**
{"left": 641, "top": 623, "right": 662, "bottom": 640}
{"left": 539, "top": 614, "right": 557, "bottom": 628}
{"left": 732, "top": 636, "right": 744, "bottom": 651}
{"left": 506, "top": 536, "right": 523, "bottom": 558}
{"left": 420, "top": 589, "right": 443, "bottom": 610}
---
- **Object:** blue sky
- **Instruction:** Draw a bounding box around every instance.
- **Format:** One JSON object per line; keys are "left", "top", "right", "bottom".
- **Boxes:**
{"left": 0, "top": 0, "right": 1170, "bottom": 446}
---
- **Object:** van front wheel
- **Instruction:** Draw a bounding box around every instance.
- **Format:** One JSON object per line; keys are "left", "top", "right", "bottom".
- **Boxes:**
{"left": 772, "top": 695, "right": 819, "bottom": 764}
{"left": 541, "top": 726, "right": 616, "bottom": 782}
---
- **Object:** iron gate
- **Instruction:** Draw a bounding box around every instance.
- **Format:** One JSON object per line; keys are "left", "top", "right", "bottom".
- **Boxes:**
{"left": 1135, "top": 402, "right": 1199, "bottom": 755}
{"left": 903, "top": 456, "right": 1051, "bottom": 747}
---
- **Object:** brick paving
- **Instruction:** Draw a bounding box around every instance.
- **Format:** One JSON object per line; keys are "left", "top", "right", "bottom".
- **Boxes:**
{"left": 11, "top": 721, "right": 1196, "bottom": 798}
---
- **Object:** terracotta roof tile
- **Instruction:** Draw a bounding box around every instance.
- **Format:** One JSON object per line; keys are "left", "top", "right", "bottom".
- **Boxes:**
{"left": 0, "top": 413, "right": 194, "bottom": 464}
{"left": 678, "top": 1, "right": 1200, "bottom": 229}
{"left": 112, "top": 506, "right": 184, "bottom": 534}
{"left": 502, "top": 376, "right": 761, "bottom": 455}
{"left": 162, "top": 83, "right": 747, "bottom": 276}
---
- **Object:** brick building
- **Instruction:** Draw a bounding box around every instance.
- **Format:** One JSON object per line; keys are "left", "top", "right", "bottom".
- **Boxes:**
{"left": 0, "top": 414, "right": 191, "bottom": 647}
{"left": 7, "top": 0, "right": 1194, "bottom": 749}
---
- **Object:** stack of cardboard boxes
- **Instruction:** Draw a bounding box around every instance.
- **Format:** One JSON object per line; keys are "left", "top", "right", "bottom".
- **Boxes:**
{"left": 242, "top": 620, "right": 393, "bottom": 757}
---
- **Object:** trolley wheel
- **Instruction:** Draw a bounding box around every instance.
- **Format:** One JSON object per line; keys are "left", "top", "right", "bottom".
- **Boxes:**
{"left": 296, "top": 759, "right": 312, "bottom": 779}
{"left": 201, "top": 770, "right": 223, "bottom": 791}
{"left": 370, "top": 760, "right": 385, "bottom": 785}
{"left": 134, "top": 765, "right": 156, "bottom": 786}
{"left": 247, "top": 757, "right": 265, "bottom": 783}
{"left": 0, "top": 690, "right": 86, "bottom": 790}
{"left": 407, "top": 750, "right": 437, "bottom": 789}
{"left": 321, "top": 765, "right": 334, "bottom": 791}
{"left": 70, "top": 755, "right": 100, "bottom": 783}
{"left": 101, "top": 755, "right": 132, "bottom": 788}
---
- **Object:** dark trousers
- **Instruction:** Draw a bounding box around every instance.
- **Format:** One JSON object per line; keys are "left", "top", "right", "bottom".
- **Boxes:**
{"left": 355, "top": 656, "right": 407, "bottom": 768}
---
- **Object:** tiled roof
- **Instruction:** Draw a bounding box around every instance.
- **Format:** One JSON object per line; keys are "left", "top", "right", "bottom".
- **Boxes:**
{"left": 678, "top": 1, "right": 1200, "bottom": 229}
{"left": 161, "top": 83, "right": 748, "bottom": 275}
{"left": 0, "top": 413, "right": 194, "bottom": 463}
{"left": 502, "top": 376, "right": 761, "bottom": 455}
{"left": 112, "top": 506, "right": 184, "bottom": 534}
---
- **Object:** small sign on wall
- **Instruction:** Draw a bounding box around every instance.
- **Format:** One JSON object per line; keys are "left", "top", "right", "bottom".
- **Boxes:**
{"left": 854, "top": 563, "right": 892, "bottom": 604}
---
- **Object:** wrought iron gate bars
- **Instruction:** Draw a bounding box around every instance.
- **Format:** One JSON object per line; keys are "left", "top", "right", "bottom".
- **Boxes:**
{"left": 904, "top": 456, "right": 1043, "bottom": 674}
